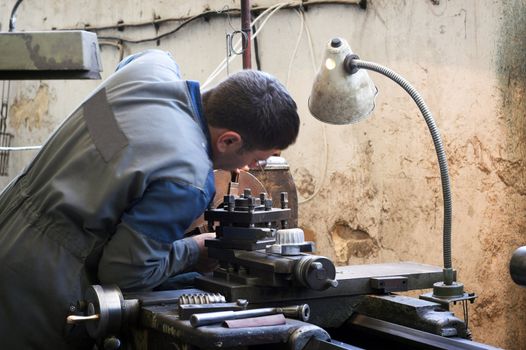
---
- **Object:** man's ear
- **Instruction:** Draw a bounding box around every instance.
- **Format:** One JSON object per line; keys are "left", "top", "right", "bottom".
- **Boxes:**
{"left": 216, "top": 131, "right": 243, "bottom": 153}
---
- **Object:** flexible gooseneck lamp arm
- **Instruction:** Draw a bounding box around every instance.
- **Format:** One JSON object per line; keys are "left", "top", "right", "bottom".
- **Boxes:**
{"left": 345, "top": 57, "right": 454, "bottom": 280}
{"left": 309, "top": 38, "right": 472, "bottom": 300}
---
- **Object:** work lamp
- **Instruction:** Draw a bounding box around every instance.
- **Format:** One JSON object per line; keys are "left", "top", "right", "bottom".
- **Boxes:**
{"left": 309, "top": 37, "right": 474, "bottom": 305}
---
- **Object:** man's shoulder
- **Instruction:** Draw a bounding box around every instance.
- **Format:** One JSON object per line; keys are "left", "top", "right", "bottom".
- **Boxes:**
{"left": 116, "top": 50, "right": 175, "bottom": 69}
{"left": 111, "top": 49, "right": 182, "bottom": 82}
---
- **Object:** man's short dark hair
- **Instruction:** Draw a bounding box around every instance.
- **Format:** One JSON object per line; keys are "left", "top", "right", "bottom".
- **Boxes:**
{"left": 202, "top": 70, "right": 300, "bottom": 151}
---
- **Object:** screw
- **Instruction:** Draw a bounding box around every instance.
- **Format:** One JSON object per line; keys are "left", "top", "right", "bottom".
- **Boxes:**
{"left": 331, "top": 38, "right": 342, "bottom": 48}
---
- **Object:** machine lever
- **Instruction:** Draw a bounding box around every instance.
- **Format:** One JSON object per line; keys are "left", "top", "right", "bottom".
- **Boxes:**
{"left": 66, "top": 314, "right": 100, "bottom": 324}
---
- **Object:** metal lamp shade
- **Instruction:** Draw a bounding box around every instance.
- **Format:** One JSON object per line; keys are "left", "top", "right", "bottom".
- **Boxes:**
{"left": 308, "top": 38, "right": 377, "bottom": 125}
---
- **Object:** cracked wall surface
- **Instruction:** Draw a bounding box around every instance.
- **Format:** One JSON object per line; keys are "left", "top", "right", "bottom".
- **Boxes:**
{"left": 0, "top": 0, "right": 524, "bottom": 348}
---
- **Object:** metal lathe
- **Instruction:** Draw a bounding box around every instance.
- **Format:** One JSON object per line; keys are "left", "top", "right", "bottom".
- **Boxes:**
{"left": 68, "top": 159, "right": 499, "bottom": 350}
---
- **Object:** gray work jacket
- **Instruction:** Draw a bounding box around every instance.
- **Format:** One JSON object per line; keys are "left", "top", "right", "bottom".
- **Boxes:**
{"left": 0, "top": 50, "right": 214, "bottom": 349}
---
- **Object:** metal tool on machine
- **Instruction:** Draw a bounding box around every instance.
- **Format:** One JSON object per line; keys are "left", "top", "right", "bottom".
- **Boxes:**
{"left": 190, "top": 304, "right": 310, "bottom": 327}
{"left": 197, "top": 189, "right": 338, "bottom": 293}
{"left": 186, "top": 170, "right": 269, "bottom": 235}
{"left": 178, "top": 298, "right": 249, "bottom": 320}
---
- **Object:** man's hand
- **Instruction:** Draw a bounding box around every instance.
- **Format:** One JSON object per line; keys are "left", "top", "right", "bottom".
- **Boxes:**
{"left": 191, "top": 232, "right": 218, "bottom": 273}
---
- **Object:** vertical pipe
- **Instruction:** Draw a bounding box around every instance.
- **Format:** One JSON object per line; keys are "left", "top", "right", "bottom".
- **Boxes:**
{"left": 233, "top": 0, "right": 253, "bottom": 185}
{"left": 241, "top": 0, "right": 252, "bottom": 69}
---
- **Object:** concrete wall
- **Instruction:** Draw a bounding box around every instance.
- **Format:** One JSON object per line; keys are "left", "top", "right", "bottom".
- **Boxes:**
{"left": 0, "top": 0, "right": 524, "bottom": 348}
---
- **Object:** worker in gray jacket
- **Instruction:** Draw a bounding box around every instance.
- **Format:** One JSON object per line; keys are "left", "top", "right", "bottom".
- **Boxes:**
{"left": 0, "top": 49, "right": 299, "bottom": 349}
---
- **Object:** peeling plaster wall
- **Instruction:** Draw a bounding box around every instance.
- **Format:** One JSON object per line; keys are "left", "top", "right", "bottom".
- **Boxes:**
{"left": 0, "top": 0, "right": 524, "bottom": 348}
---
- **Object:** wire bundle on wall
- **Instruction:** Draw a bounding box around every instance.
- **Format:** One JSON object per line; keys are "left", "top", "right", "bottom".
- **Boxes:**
{"left": 57, "top": 1, "right": 364, "bottom": 63}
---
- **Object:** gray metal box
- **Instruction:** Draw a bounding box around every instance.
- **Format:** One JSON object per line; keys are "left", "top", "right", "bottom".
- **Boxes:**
{"left": 0, "top": 30, "right": 102, "bottom": 79}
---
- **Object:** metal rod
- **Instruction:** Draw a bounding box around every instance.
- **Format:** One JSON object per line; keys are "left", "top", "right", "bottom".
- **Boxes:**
{"left": 190, "top": 304, "right": 309, "bottom": 327}
{"left": 241, "top": 0, "right": 252, "bottom": 69}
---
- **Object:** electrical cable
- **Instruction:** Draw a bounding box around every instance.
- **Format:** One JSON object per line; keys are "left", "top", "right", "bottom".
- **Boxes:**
{"left": 285, "top": 9, "right": 305, "bottom": 88}
{"left": 9, "top": 0, "right": 23, "bottom": 32}
{"left": 95, "top": 2, "right": 286, "bottom": 46}
{"left": 206, "top": 2, "right": 284, "bottom": 80}
{"left": 303, "top": 11, "right": 318, "bottom": 74}
{"left": 98, "top": 40, "right": 125, "bottom": 61}
{"left": 297, "top": 10, "right": 329, "bottom": 205}
{"left": 53, "top": 1, "right": 362, "bottom": 80}
{"left": 202, "top": 2, "right": 290, "bottom": 89}
{"left": 252, "top": 22, "right": 262, "bottom": 70}
{"left": 96, "top": 12, "right": 210, "bottom": 44}
{"left": 60, "top": 1, "right": 361, "bottom": 33}
{"left": 93, "top": 6, "right": 241, "bottom": 44}
{"left": 83, "top": 1, "right": 360, "bottom": 85}
{"left": 63, "top": 8, "right": 241, "bottom": 32}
